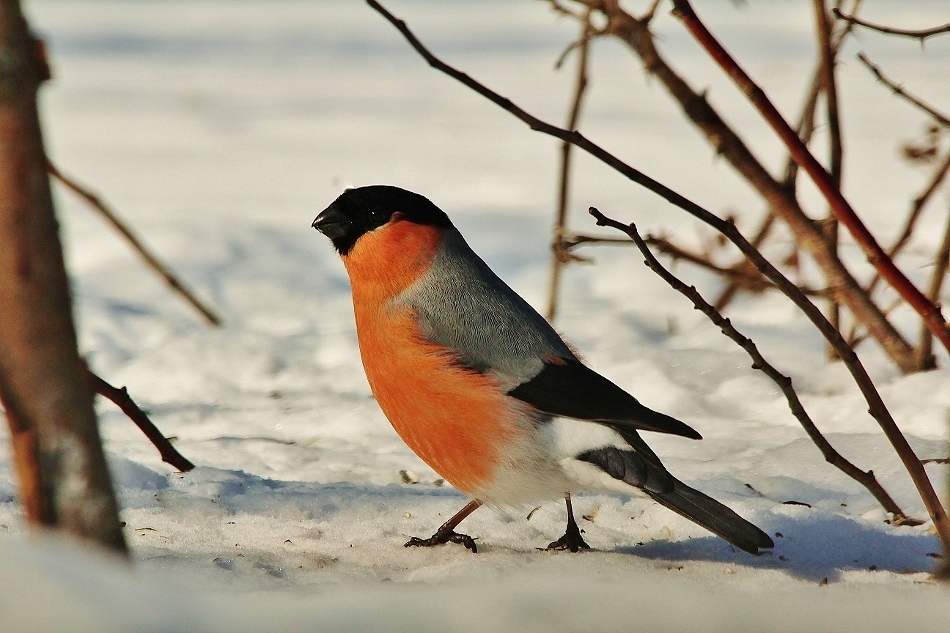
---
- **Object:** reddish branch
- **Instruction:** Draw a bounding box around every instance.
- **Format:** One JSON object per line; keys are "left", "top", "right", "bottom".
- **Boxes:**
{"left": 832, "top": 8, "right": 950, "bottom": 42}
{"left": 590, "top": 207, "right": 914, "bottom": 524}
{"left": 670, "top": 0, "right": 950, "bottom": 364}
{"left": 48, "top": 162, "right": 222, "bottom": 327}
{"left": 89, "top": 371, "right": 194, "bottom": 472}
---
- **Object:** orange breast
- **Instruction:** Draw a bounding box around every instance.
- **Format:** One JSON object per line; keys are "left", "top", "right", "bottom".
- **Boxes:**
{"left": 343, "top": 218, "right": 517, "bottom": 495}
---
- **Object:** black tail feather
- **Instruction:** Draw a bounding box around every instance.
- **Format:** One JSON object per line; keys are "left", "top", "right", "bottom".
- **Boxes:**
{"left": 645, "top": 478, "right": 774, "bottom": 555}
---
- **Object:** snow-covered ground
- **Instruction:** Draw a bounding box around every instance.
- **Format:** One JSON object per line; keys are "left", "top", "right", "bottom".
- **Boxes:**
{"left": 2, "top": 0, "right": 950, "bottom": 630}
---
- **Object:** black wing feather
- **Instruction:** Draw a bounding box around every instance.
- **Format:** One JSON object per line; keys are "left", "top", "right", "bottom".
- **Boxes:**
{"left": 508, "top": 358, "right": 702, "bottom": 440}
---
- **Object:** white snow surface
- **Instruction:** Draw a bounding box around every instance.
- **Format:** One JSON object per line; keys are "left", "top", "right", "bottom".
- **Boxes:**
{"left": 3, "top": 0, "right": 950, "bottom": 630}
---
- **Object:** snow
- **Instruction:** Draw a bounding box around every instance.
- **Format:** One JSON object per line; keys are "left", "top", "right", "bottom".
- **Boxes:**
{"left": 2, "top": 0, "right": 950, "bottom": 630}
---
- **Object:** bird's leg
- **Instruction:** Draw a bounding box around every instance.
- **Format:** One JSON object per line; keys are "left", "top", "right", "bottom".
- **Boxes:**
{"left": 405, "top": 499, "right": 483, "bottom": 553}
{"left": 545, "top": 493, "right": 591, "bottom": 552}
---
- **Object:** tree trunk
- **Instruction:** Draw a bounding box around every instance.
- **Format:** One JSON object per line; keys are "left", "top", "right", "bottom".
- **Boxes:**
{"left": 0, "top": 0, "right": 126, "bottom": 554}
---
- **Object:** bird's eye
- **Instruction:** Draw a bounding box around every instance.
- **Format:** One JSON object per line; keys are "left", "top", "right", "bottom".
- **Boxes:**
{"left": 367, "top": 207, "right": 388, "bottom": 226}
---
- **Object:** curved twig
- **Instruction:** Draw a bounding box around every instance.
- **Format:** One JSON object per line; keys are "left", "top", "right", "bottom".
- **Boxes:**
{"left": 832, "top": 8, "right": 950, "bottom": 42}
{"left": 591, "top": 208, "right": 915, "bottom": 524}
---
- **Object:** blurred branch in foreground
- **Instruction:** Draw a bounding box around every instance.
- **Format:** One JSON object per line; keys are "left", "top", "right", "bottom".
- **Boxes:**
{"left": 0, "top": 0, "right": 126, "bottom": 554}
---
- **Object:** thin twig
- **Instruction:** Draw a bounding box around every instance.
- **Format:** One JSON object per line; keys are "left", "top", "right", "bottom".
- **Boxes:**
{"left": 591, "top": 208, "right": 914, "bottom": 523}
{"left": 848, "top": 150, "right": 950, "bottom": 350}
{"left": 857, "top": 53, "right": 950, "bottom": 128}
{"left": 547, "top": 5, "right": 594, "bottom": 322}
{"left": 48, "top": 162, "right": 223, "bottom": 326}
{"left": 671, "top": 0, "right": 950, "bottom": 365}
{"left": 88, "top": 371, "right": 195, "bottom": 472}
{"left": 562, "top": 231, "right": 824, "bottom": 296}
{"left": 832, "top": 8, "right": 950, "bottom": 42}
{"left": 367, "top": 0, "right": 950, "bottom": 549}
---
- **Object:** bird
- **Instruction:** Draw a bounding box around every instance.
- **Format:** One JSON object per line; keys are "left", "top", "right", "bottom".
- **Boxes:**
{"left": 312, "top": 185, "right": 773, "bottom": 555}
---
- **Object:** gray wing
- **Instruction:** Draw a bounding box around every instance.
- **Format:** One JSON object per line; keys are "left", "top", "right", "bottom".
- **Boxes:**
{"left": 400, "top": 228, "right": 575, "bottom": 392}
{"left": 400, "top": 229, "right": 700, "bottom": 440}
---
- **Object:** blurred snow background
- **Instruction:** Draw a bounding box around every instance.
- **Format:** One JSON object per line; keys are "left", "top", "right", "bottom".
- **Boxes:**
{"left": 1, "top": 0, "right": 950, "bottom": 630}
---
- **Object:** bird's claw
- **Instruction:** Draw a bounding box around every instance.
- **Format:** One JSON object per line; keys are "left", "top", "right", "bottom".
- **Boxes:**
{"left": 544, "top": 526, "right": 591, "bottom": 552}
{"left": 405, "top": 530, "right": 478, "bottom": 553}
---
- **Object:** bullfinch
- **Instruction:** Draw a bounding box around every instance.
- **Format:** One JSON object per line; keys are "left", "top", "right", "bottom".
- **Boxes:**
{"left": 312, "top": 185, "right": 773, "bottom": 555}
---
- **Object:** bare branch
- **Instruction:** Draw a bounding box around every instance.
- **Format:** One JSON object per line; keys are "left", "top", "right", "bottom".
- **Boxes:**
{"left": 832, "top": 8, "right": 950, "bottom": 42}
{"left": 671, "top": 0, "right": 950, "bottom": 364}
{"left": 588, "top": 195, "right": 950, "bottom": 549}
{"left": 590, "top": 208, "right": 914, "bottom": 523}
{"left": 568, "top": 0, "right": 918, "bottom": 372}
{"left": 89, "top": 370, "right": 195, "bottom": 472}
{"left": 857, "top": 53, "right": 950, "bottom": 128}
{"left": 48, "top": 162, "right": 223, "bottom": 326}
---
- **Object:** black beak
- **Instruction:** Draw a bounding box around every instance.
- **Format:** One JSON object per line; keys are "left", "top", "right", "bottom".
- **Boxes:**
{"left": 312, "top": 204, "right": 351, "bottom": 240}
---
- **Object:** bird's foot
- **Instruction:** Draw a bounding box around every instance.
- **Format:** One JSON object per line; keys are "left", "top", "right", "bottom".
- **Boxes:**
{"left": 544, "top": 523, "right": 590, "bottom": 553}
{"left": 405, "top": 529, "right": 478, "bottom": 553}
